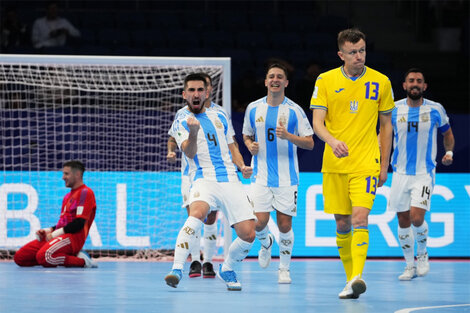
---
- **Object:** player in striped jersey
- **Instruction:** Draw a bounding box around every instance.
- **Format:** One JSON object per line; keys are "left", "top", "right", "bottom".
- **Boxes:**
{"left": 388, "top": 68, "right": 454, "bottom": 281}
{"left": 14, "top": 160, "right": 97, "bottom": 268}
{"left": 311, "top": 29, "right": 395, "bottom": 299}
{"left": 242, "top": 63, "right": 314, "bottom": 284}
{"left": 167, "top": 73, "right": 237, "bottom": 278}
{"left": 164, "top": 73, "right": 256, "bottom": 291}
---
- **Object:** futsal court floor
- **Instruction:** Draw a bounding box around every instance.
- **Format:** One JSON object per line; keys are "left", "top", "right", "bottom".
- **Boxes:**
{"left": 1, "top": 258, "right": 469, "bottom": 313}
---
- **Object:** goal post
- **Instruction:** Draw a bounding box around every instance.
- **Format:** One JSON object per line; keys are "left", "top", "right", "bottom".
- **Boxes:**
{"left": 0, "top": 54, "right": 232, "bottom": 260}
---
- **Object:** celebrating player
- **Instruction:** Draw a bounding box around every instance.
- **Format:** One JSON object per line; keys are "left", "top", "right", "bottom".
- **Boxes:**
{"left": 310, "top": 28, "right": 395, "bottom": 299}
{"left": 242, "top": 63, "right": 314, "bottom": 284}
{"left": 388, "top": 68, "right": 455, "bottom": 281}
{"left": 14, "top": 160, "right": 97, "bottom": 268}
{"left": 164, "top": 73, "right": 256, "bottom": 291}
{"left": 167, "top": 73, "right": 238, "bottom": 279}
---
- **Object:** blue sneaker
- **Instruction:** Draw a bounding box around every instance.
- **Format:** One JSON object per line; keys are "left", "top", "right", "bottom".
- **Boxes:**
{"left": 165, "top": 269, "right": 183, "bottom": 288}
{"left": 217, "top": 264, "right": 242, "bottom": 291}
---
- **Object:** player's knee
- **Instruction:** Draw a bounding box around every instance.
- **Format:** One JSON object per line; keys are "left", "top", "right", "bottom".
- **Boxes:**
{"left": 35, "top": 250, "right": 54, "bottom": 267}
{"left": 411, "top": 218, "right": 425, "bottom": 228}
{"left": 239, "top": 230, "right": 255, "bottom": 243}
{"left": 13, "top": 251, "right": 26, "bottom": 266}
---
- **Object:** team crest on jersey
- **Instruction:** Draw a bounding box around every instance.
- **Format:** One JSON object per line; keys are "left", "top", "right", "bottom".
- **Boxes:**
{"left": 278, "top": 114, "right": 287, "bottom": 126}
{"left": 350, "top": 101, "right": 359, "bottom": 113}
{"left": 214, "top": 119, "right": 223, "bottom": 129}
{"left": 421, "top": 114, "right": 429, "bottom": 123}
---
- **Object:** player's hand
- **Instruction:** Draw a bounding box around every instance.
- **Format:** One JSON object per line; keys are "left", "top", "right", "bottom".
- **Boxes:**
{"left": 187, "top": 116, "right": 200, "bottom": 134}
{"left": 442, "top": 154, "right": 453, "bottom": 166}
{"left": 167, "top": 151, "right": 177, "bottom": 162}
{"left": 45, "top": 233, "right": 53, "bottom": 241}
{"left": 248, "top": 141, "right": 259, "bottom": 155}
{"left": 330, "top": 140, "right": 349, "bottom": 158}
{"left": 241, "top": 165, "right": 253, "bottom": 179}
{"left": 35, "top": 229, "right": 47, "bottom": 241}
{"left": 276, "top": 122, "right": 289, "bottom": 140}
{"left": 378, "top": 170, "right": 388, "bottom": 187}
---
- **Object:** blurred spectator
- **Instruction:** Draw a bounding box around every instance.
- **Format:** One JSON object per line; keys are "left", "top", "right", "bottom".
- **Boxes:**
{"left": 31, "top": 1, "right": 80, "bottom": 49}
{"left": 232, "top": 69, "right": 266, "bottom": 113}
{"left": 294, "top": 62, "right": 322, "bottom": 114}
{"left": 1, "top": 7, "right": 28, "bottom": 51}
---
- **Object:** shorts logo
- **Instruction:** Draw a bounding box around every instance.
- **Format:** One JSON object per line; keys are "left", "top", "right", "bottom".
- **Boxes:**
{"left": 193, "top": 191, "right": 200, "bottom": 198}
{"left": 183, "top": 226, "right": 195, "bottom": 236}
{"left": 420, "top": 199, "right": 428, "bottom": 206}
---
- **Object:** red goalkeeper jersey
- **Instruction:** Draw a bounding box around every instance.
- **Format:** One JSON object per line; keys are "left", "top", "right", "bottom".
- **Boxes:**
{"left": 56, "top": 184, "right": 96, "bottom": 249}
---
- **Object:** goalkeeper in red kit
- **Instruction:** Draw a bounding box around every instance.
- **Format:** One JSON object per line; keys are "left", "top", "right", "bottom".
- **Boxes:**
{"left": 14, "top": 160, "right": 98, "bottom": 268}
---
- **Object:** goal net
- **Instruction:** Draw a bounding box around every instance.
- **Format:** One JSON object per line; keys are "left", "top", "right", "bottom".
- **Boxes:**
{"left": 0, "top": 54, "right": 231, "bottom": 260}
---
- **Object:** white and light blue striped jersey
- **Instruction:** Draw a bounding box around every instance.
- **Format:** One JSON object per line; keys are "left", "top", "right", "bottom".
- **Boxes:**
{"left": 168, "top": 102, "right": 235, "bottom": 178}
{"left": 170, "top": 107, "right": 238, "bottom": 183}
{"left": 242, "top": 96, "right": 314, "bottom": 187}
{"left": 391, "top": 98, "right": 450, "bottom": 176}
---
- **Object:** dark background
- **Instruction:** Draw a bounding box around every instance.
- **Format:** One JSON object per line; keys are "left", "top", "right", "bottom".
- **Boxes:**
{"left": 1, "top": 0, "right": 468, "bottom": 172}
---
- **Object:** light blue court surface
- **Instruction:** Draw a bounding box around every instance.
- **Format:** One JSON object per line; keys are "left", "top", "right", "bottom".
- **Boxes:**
{"left": 1, "top": 259, "right": 469, "bottom": 313}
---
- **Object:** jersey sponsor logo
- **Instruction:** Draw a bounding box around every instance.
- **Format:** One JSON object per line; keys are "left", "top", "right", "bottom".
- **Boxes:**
{"left": 255, "top": 116, "right": 264, "bottom": 123}
{"left": 335, "top": 88, "right": 345, "bottom": 93}
{"left": 356, "top": 242, "right": 368, "bottom": 246}
{"left": 77, "top": 205, "right": 84, "bottom": 215}
{"left": 398, "top": 116, "right": 407, "bottom": 123}
{"left": 350, "top": 100, "right": 359, "bottom": 113}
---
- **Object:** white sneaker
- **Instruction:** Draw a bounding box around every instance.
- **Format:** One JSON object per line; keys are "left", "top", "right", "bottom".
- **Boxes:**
{"left": 278, "top": 269, "right": 292, "bottom": 284}
{"left": 77, "top": 250, "right": 98, "bottom": 268}
{"left": 398, "top": 265, "right": 417, "bottom": 281}
{"left": 338, "top": 275, "right": 366, "bottom": 299}
{"left": 258, "top": 234, "right": 274, "bottom": 269}
{"left": 416, "top": 252, "right": 429, "bottom": 276}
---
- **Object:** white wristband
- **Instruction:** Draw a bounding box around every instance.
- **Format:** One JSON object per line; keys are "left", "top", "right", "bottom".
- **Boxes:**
{"left": 445, "top": 151, "right": 453, "bottom": 157}
{"left": 51, "top": 228, "right": 65, "bottom": 238}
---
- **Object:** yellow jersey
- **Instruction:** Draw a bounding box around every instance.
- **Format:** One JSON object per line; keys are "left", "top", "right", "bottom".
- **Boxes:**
{"left": 310, "top": 66, "right": 395, "bottom": 173}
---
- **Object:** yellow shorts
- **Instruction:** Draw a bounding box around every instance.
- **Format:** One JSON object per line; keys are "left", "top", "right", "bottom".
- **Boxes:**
{"left": 323, "top": 171, "right": 380, "bottom": 215}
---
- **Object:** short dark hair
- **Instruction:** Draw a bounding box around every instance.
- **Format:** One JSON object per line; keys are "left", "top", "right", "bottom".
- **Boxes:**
{"left": 337, "top": 28, "right": 366, "bottom": 50}
{"left": 404, "top": 68, "right": 425, "bottom": 81}
{"left": 63, "top": 160, "right": 85, "bottom": 174}
{"left": 266, "top": 63, "right": 289, "bottom": 79}
{"left": 198, "top": 72, "right": 212, "bottom": 86}
{"left": 183, "top": 73, "right": 207, "bottom": 89}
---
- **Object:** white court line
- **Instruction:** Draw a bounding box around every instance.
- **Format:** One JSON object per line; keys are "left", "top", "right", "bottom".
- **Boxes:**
{"left": 395, "top": 304, "right": 470, "bottom": 313}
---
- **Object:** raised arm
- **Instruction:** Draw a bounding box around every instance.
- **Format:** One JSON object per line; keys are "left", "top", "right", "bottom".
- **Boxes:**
{"left": 181, "top": 116, "right": 199, "bottom": 159}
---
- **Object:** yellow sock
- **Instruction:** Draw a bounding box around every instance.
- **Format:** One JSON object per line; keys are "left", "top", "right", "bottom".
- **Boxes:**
{"left": 336, "top": 231, "right": 352, "bottom": 281}
{"left": 351, "top": 228, "right": 369, "bottom": 278}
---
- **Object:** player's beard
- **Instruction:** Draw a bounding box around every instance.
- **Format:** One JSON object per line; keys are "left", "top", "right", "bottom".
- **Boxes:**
{"left": 407, "top": 87, "right": 423, "bottom": 100}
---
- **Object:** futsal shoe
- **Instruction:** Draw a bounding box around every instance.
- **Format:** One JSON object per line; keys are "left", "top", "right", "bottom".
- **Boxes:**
{"left": 189, "top": 260, "right": 202, "bottom": 278}
{"left": 217, "top": 264, "right": 242, "bottom": 291}
{"left": 339, "top": 275, "right": 366, "bottom": 299}
{"left": 202, "top": 262, "right": 216, "bottom": 278}
{"left": 165, "top": 269, "right": 183, "bottom": 288}
{"left": 416, "top": 253, "right": 430, "bottom": 276}
{"left": 278, "top": 269, "right": 292, "bottom": 284}
{"left": 258, "top": 234, "right": 274, "bottom": 268}
{"left": 77, "top": 250, "right": 98, "bottom": 268}
{"left": 398, "top": 265, "right": 417, "bottom": 281}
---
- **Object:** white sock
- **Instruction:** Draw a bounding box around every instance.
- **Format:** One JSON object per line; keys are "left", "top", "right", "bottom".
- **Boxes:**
{"left": 172, "top": 216, "right": 203, "bottom": 270}
{"left": 189, "top": 227, "right": 201, "bottom": 262}
{"left": 256, "top": 226, "right": 271, "bottom": 248}
{"left": 279, "top": 229, "right": 294, "bottom": 270}
{"left": 203, "top": 223, "right": 217, "bottom": 264}
{"left": 412, "top": 221, "right": 428, "bottom": 256}
{"left": 398, "top": 226, "right": 415, "bottom": 267}
{"left": 222, "top": 237, "right": 253, "bottom": 272}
